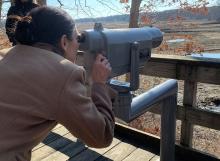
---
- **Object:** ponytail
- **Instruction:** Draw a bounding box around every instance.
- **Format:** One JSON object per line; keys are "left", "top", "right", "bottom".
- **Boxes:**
{"left": 15, "top": 16, "right": 35, "bottom": 45}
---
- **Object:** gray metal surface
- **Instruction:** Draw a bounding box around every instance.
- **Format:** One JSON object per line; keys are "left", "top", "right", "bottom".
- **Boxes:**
{"left": 130, "top": 79, "right": 177, "bottom": 120}
{"left": 78, "top": 23, "right": 163, "bottom": 77}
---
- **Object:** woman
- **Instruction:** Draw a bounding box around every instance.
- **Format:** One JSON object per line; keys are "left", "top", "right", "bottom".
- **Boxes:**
{"left": 5, "top": 0, "right": 39, "bottom": 45}
{"left": 0, "top": 6, "right": 115, "bottom": 161}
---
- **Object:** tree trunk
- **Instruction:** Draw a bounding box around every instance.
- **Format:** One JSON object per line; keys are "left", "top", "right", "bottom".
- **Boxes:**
{"left": 129, "top": 0, "right": 142, "bottom": 28}
{"left": 0, "top": 0, "right": 2, "bottom": 20}
{"left": 36, "top": 0, "right": 47, "bottom": 6}
{"left": 126, "top": 0, "right": 142, "bottom": 81}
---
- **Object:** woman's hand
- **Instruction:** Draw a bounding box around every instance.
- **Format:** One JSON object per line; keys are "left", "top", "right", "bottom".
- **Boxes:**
{"left": 91, "top": 54, "right": 112, "bottom": 84}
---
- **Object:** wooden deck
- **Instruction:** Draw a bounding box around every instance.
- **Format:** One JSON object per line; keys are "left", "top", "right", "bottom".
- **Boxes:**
{"left": 31, "top": 123, "right": 219, "bottom": 161}
{"left": 31, "top": 124, "right": 160, "bottom": 161}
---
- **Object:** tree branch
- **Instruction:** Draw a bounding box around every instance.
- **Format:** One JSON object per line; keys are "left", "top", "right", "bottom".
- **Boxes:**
{"left": 57, "top": 0, "right": 64, "bottom": 7}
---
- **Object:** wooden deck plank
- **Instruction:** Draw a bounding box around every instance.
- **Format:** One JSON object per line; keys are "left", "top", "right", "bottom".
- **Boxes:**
{"left": 31, "top": 133, "right": 76, "bottom": 161}
{"left": 33, "top": 125, "right": 70, "bottom": 151}
{"left": 41, "top": 139, "right": 86, "bottom": 161}
{"left": 30, "top": 123, "right": 218, "bottom": 161}
{"left": 70, "top": 138, "right": 121, "bottom": 161}
{"left": 52, "top": 124, "right": 63, "bottom": 131}
{"left": 122, "top": 148, "right": 155, "bottom": 161}
{"left": 95, "top": 142, "right": 137, "bottom": 161}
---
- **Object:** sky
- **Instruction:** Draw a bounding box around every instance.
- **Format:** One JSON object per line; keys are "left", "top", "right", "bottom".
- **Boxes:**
{"left": 46, "top": 0, "right": 217, "bottom": 19}
{"left": 1, "top": 0, "right": 218, "bottom": 19}
{"left": 47, "top": 0, "right": 130, "bottom": 19}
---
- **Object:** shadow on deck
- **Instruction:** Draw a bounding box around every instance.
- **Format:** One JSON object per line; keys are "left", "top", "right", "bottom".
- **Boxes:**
{"left": 31, "top": 123, "right": 219, "bottom": 161}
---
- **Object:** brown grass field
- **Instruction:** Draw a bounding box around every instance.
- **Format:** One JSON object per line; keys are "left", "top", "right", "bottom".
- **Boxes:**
{"left": 1, "top": 20, "right": 220, "bottom": 158}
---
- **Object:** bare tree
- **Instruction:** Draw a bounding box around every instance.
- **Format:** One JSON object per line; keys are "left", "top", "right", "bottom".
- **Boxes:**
{"left": 0, "top": 0, "right": 2, "bottom": 19}
{"left": 129, "top": 0, "right": 142, "bottom": 28}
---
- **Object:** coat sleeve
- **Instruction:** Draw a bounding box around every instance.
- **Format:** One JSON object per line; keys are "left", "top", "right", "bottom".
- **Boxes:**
{"left": 57, "top": 67, "right": 115, "bottom": 148}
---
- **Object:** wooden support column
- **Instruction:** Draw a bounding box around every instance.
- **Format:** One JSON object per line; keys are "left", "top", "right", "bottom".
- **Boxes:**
{"left": 160, "top": 95, "right": 176, "bottom": 161}
{"left": 180, "top": 66, "right": 197, "bottom": 147}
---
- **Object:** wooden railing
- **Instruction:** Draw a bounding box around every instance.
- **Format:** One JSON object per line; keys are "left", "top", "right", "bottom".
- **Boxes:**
{"left": 76, "top": 51, "right": 220, "bottom": 149}
{"left": 140, "top": 54, "right": 220, "bottom": 147}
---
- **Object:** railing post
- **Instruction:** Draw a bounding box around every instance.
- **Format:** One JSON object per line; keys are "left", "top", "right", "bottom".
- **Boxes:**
{"left": 160, "top": 95, "right": 176, "bottom": 161}
{"left": 180, "top": 66, "right": 197, "bottom": 147}
{"left": 113, "top": 79, "right": 177, "bottom": 161}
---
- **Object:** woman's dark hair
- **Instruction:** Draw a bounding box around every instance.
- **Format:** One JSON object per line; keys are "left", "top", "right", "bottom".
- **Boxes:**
{"left": 15, "top": 6, "right": 75, "bottom": 47}
{"left": 15, "top": 0, "right": 34, "bottom": 5}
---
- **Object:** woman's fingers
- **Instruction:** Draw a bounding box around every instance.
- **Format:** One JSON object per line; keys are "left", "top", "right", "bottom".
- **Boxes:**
{"left": 91, "top": 54, "right": 112, "bottom": 84}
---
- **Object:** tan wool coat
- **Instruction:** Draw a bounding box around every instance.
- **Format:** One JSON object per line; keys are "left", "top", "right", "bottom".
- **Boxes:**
{"left": 0, "top": 45, "right": 115, "bottom": 161}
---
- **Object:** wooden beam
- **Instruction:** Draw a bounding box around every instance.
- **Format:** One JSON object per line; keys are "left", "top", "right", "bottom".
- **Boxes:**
{"left": 141, "top": 54, "right": 220, "bottom": 85}
{"left": 148, "top": 104, "right": 220, "bottom": 131}
{"left": 185, "top": 106, "right": 220, "bottom": 130}
{"left": 141, "top": 63, "right": 220, "bottom": 85}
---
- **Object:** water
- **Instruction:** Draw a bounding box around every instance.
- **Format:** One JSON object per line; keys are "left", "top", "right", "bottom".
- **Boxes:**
{"left": 167, "top": 39, "right": 187, "bottom": 43}
{"left": 213, "top": 106, "right": 220, "bottom": 113}
{"left": 205, "top": 106, "right": 220, "bottom": 113}
{"left": 190, "top": 53, "right": 220, "bottom": 59}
